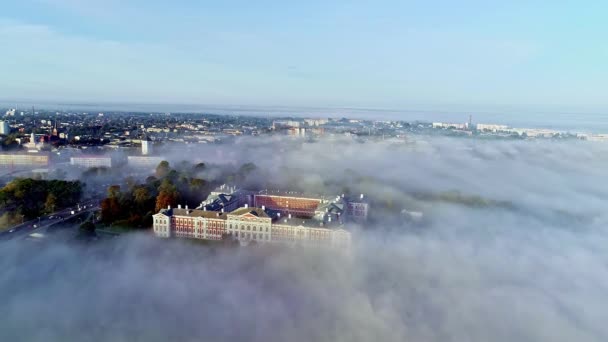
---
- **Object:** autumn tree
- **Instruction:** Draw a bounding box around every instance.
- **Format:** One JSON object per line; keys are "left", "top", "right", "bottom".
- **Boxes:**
{"left": 101, "top": 185, "right": 122, "bottom": 223}
{"left": 44, "top": 193, "right": 57, "bottom": 213}
{"left": 155, "top": 179, "right": 179, "bottom": 212}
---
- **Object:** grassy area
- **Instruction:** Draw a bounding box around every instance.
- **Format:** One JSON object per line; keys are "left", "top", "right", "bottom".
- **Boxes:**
{"left": 96, "top": 225, "right": 137, "bottom": 235}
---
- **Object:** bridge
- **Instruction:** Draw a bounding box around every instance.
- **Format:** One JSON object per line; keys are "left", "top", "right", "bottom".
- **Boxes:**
{"left": 0, "top": 199, "right": 100, "bottom": 242}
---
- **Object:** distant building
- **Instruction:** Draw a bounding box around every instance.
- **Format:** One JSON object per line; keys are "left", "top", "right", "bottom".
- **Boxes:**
{"left": 272, "top": 120, "right": 300, "bottom": 129}
{"left": 345, "top": 194, "right": 369, "bottom": 222}
{"left": 304, "top": 119, "right": 328, "bottom": 126}
{"left": 287, "top": 127, "right": 306, "bottom": 137}
{"left": 508, "top": 128, "right": 559, "bottom": 138}
{"left": 432, "top": 122, "right": 468, "bottom": 130}
{"left": 254, "top": 191, "right": 326, "bottom": 217}
{"left": 585, "top": 134, "right": 608, "bottom": 142}
{"left": 153, "top": 204, "right": 351, "bottom": 249}
{"left": 70, "top": 156, "right": 112, "bottom": 168}
{"left": 0, "top": 153, "right": 49, "bottom": 167}
{"left": 127, "top": 156, "right": 164, "bottom": 169}
{"left": 0, "top": 121, "right": 10, "bottom": 135}
{"left": 154, "top": 186, "right": 363, "bottom": 249}
{"left": 25, "top": 133, "right": 39, "bottom": 150}
{"left": 476, "top": 124, "right": 509, "bottom": 132}
{"left": 141, "top": 137, "right": 151, "bottom": 155}
{"left": 199, "top": 186, "right": 252, "bottom": 213}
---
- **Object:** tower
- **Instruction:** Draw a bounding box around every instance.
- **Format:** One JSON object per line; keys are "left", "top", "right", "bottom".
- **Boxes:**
{"left": 141, "top": 136, "right": 151, "bottom": 155}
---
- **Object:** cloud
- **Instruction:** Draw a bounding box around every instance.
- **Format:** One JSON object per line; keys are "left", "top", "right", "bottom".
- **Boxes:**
{"left": 1, "top": 135, "right": 608, "bottom": 341}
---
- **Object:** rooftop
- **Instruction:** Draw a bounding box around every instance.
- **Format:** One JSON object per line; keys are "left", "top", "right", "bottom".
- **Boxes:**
{"left": 159, "top": 208, "right": 228, "bottom": 220}
{"left": 228, "top": 207, "right": 270, "bottom": 218}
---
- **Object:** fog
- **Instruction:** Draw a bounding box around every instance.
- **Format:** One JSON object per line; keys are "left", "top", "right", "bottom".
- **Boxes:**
{"left": 2, "top": 136, "right": 608, "bottom": 341}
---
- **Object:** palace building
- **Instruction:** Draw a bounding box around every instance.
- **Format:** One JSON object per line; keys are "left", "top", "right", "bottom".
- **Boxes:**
{"left": 152, "top": 186, "right": 367, "bottom": 249}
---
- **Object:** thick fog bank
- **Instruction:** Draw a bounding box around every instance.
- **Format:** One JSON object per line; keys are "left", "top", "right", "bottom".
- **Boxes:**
{"left": 2, "top": 136, "right": 608, "bottom": 342}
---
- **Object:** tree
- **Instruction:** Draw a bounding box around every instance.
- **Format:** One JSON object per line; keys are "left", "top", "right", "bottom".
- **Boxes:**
{"left": 155, "top": 161, "right": 170, "bottom": 178}
{"left": 101, "top": 197, "right": 121, "bottom": 223}
{"left": 193, "top": 162, "right": 206, "bottom": 173}
{"left": 239, "top": 162, "right": 257, "bottom": 175}
{"left": 44, "top": 193, "right": 57, "bottom": 213}
{"left": 189, "top": 178, "right": 206, "bottom": 192}
{"left": 134, "top": 186, "right": 151, "bottom": 205}
{"left": 0, "top": 178, "right": 81, "bottom": 219}
{"left": 107, "top": 185, "right": 121, "bottom": 199}
{"left": 155, "top": 179, "right": 179, "bottom": 212}
{"left": 155, "top": 192, "right": 178, "bottom": 212}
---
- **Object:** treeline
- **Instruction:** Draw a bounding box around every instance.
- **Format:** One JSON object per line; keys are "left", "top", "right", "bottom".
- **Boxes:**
{"left": 100, "top": 159, "right": 260, "bottom": 229}
{"left": 100, "top": 161, "right": 211, "bottom": 228}
{"left": 0, "top": 178, "right": 82, "bottom": 218}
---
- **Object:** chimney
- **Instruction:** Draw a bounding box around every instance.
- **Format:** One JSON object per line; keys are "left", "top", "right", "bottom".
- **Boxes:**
{"left": 288, "top": 214, "right": 292, "bottom": 219}
{"left": 244, "top": 203, "right": 248, "bottom": 208}
{"left": 262, "top": 205, "right": 265, "bottom": 210}
{"left": 221, "top": 208, "right": 225, "bottom": 213}
{"left": 178, "top": 204, "right": 182, "bottom": 209}
{"left": 328, "top": 217, "right": 332, "bottom": 222}
{"left": 167, "top": 205, "right": 170, "bottom": 209}
{"left": 203, "top": 207, "right": 206, "bottom": 211}
{"left": 277, "top": 213, "right": 281, "bottom": 218}
{"left": 185, "top": 205, "right": 188, "bottom": 210}
{"left": 360, "top": 194, "right": 364, "bottom": 199}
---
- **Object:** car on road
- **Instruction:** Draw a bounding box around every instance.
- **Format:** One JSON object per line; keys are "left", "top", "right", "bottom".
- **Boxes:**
{"left": 9, "top": 229, "right": 15, "bottom": 233}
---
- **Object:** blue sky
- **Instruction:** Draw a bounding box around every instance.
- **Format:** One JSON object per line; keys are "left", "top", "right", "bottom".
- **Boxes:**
{"left": 1, "top": 1, "right": 607, "bottom": 113}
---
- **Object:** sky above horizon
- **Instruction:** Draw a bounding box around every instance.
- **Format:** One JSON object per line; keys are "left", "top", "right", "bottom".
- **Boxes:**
{"left": 1, "top": 1, "right": 607, "bottom": 114}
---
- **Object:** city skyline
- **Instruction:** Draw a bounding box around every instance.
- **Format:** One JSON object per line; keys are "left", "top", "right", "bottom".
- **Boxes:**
{"left": 2, "top": 1, "right": 608, "bottom": 114}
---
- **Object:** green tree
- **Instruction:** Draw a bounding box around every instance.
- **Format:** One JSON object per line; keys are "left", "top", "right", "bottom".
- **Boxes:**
{"left": 133, "top": 186, "right": 151, "bottom": 210}
{"left": 155, "top": 161, "right": 170, "bottom": 178}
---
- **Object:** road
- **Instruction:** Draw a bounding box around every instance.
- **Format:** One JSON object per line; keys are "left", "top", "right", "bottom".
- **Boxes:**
{"left": 0, "top": 199, "right": 100, "bottom": 241}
